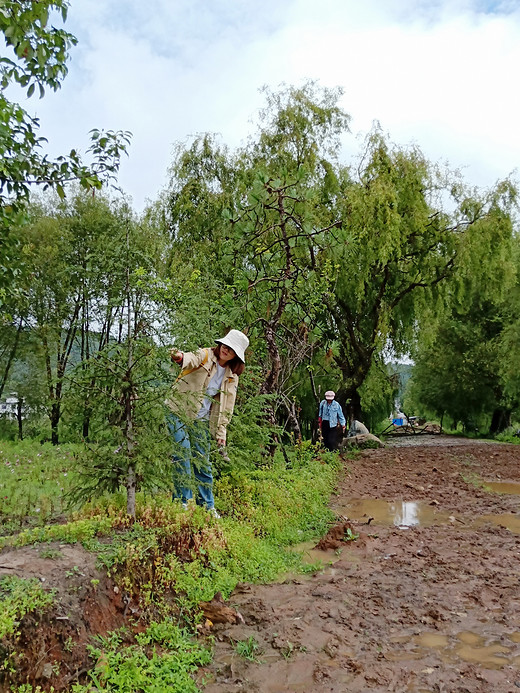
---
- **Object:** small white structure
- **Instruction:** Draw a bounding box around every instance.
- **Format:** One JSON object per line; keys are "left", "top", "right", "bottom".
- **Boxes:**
{"left": 0, "top": 393, "right": 20, "bottom": 419}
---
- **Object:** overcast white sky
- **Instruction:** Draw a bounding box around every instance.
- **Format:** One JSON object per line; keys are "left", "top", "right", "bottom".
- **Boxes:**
{"left": 22, "top": 0, "right": 520, "bottom": 211}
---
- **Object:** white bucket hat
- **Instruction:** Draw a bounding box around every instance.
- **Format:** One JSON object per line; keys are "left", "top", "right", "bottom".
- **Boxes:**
{"left": 325, "top": 390, "right": 335, "bottom": 399}
{"left": 216, "top": 329, "right": 249, "bottom": 363}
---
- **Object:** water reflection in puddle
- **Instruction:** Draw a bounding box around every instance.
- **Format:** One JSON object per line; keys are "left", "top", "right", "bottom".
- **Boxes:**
{"left": 484, "top": 481, "right": 520, "bottom": 495}
{"left": 336, "top": 499, "right": 453, "bottom": 528}
{"left": 336, "top": 498, "right": 520, "bottom": 534}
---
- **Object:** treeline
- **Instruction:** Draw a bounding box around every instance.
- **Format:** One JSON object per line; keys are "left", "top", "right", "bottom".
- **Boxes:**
{"left": 1, "top": 84, "right": 519, "bottom": 483}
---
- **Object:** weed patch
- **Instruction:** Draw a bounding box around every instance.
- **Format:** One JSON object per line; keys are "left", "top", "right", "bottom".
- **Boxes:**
{"left": 0, "top": 576, "right": 54, "bottom": 639}
{"left": 235, "top": 635, "right": 262, "bottom": 662}
{"left": 69, "top": 621, "right": 211, "bottom": 693}
{"left": 0, "top": 442, "right": 343, "bottom": 690}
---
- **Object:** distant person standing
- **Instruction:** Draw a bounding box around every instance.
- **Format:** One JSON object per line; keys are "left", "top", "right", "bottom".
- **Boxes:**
{"left": 318, "top": 390, "right": 346, "bottom": 451}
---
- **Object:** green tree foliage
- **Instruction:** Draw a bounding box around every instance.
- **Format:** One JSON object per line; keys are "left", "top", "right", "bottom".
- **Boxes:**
{"left": 498, "top": 237, "right": 520, "bottom": 413}
{"left": 65, "top": 201, "right": 174, "bottom": 516}
{"left": 6, "top": 192, "right": 152, "bottom": 445}
{"left": 20, "top": 204, "right": 83, "bottom": 443}
{"left": 405, "top": 232, "right": 520, "bottom": 434}
{"left": 0, "top": 0, "right": 131, "bottom": 306}
{"left": 321, "top": 131, "right": 517, "bottom": 420}
{"left": 1, "top": 190, "right": 184, "bottom": 513}
{"left": 166, "top": 84, "right": 518, "bottom": 431}
{"left": 166, "top": 83, "right": 350, "bottom": 437}
{"left": 405, "top": 300, "right": 506, "bottom": 431}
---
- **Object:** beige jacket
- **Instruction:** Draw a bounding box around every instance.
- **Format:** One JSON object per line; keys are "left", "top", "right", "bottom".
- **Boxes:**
{"left": 165, "top": 347, "right": 239, "bottom": 443}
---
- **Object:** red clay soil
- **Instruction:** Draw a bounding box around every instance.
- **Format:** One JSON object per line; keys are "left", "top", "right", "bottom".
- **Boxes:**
{"left": 200, "top": 436, "right": 520, "bottom": 693}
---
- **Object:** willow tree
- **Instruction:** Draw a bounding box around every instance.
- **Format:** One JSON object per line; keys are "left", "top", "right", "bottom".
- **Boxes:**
{"left": 166, "top": 83, "right": 351, "bottom": 435}
{"left": 321, "top": 130, "right": 517, "bottom": 421}
{"left": 166, "top": 83, "right": 517, "bottom": 433}
{"left": 406, "top": 229, "right": 519, "bottom": 433}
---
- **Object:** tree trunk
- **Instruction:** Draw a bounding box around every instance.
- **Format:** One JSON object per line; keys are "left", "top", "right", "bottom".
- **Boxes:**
{"left": 490, "top": 408, "right": 511, "bottom": 435}
{"left": 342, "top": 388, "right": 362, "bottom": 424}
{"left": 0, "top": 317, "right": 23, "bottom": 400}
{"left": 125, "top": 380, "right": 136, "bottom": 516}
{"left": 124, "top": 220, "right": 136, "bottom": 518}
{"left": 126, "top": 463, "right": 136, "bottom": 517}
{"left": 260, "top": 323, "right": 282, "bottom": 396}
{"left": 82, "top": 415, "right": 90, "bottom": 441}
{"left": 50, "top": 401, "right": 60, "bottom": 445}
{"left": 282, "top": 398, "right": 302, "bottom": 441}
{"left": 16, "top": 398, "right": 23, "bottom": 440}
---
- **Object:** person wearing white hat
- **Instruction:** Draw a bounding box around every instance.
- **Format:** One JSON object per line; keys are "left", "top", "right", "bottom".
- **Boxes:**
{"left": 165, "top": 329, "right": 249, "bottom": 517}
{"left": 318, "top": 390, "right": 346, "bottom": 451}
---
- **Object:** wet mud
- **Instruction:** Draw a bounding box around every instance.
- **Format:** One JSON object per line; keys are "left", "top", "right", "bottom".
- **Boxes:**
{"left": 201, "top": 436, "right": 520, "bottom": 693}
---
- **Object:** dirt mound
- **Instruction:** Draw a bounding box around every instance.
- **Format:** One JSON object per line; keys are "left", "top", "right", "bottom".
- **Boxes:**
{"left": 314, "top": 521, "right": 363, "bottom": 550}
{"left": 0, "top": 543, "right": 129, "bottom": 692}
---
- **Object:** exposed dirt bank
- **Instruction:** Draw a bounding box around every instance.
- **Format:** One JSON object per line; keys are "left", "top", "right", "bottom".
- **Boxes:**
{"left": 201, "top": 436, "right": 520, "bottom": 693}
{"left": 0, "top": 544, "right": 128, "bottom": 691}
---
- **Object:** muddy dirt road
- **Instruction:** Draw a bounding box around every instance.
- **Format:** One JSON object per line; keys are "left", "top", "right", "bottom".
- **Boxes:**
{"left": 201, "top": 436, "right": 520, "bottom": 693}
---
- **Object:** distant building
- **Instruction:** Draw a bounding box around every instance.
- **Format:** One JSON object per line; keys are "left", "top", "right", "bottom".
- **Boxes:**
{"left": 0, "top": 393, "right": 23, "bottom": 419}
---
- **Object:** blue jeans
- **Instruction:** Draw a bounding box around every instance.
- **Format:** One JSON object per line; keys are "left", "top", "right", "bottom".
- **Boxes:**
{"left": 166, "top": 413, "right": 215, "bottom": 510}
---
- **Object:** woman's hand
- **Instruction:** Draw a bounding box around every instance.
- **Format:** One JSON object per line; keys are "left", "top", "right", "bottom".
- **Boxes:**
{"left": 217, "top": 437, "right": 226, "bottom": 447}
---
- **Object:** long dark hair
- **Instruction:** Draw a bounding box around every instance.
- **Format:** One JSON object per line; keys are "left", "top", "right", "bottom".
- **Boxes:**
{"left": 213, "top": 345, "right": 245, "bottom": 375}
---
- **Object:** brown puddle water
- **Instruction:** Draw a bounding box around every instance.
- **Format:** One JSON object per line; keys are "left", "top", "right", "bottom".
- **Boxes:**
{"left": 475, "top": 513, "right": 520, "bottom": 533}
{"left": 389, "top": 630, "right": 518, "bottom": 668}
{"left": 336, "top": 499, "right": 455, "bottom": 528}
{"left": 337, "top": 498, "right": 520, "bottom": 534}
{"left": 288, "top": 540, "right": 342, "bottom": 566}
{"left": 484, "top": 481, "right": 520, "bottom": 495}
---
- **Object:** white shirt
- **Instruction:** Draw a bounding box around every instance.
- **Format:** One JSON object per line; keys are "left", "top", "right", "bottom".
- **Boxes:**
{"left": 197, "top": 363, "right": 226, "bottom": 421}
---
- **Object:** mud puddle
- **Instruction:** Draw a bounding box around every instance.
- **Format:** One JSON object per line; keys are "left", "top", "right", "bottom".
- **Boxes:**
{"left": 288, "top": 540, "right": 343, "bottom": 566}
{"left": 338, "top": 497, "right": 520, "bottom": 534}
{"left": 389, "top": 630, "right": 520, "bottom": 668}
{"left": 278, "top": 540, "right": 356, "bottom": 583}
{"left": 336, "top": 498, "right": 456, "bottom": 528}
{"left": 484, "top": 480, "right": 520, "bottom": 495}
{"left": 475, "top": 513, "right": 520, "bottom": 533}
